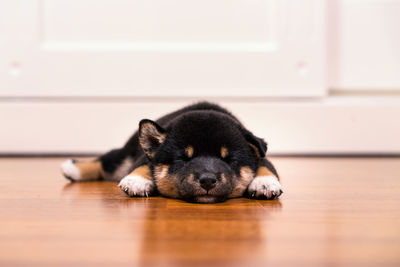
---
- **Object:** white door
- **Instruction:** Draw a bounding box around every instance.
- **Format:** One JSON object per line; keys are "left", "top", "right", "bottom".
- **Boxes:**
{"left": 1, "top": 0, "right": 326, "bottom": 97}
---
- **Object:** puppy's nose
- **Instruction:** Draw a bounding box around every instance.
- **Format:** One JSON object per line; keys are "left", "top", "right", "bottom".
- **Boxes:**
{"left": 199, "top": 173, "right": 217, "bottom": 191}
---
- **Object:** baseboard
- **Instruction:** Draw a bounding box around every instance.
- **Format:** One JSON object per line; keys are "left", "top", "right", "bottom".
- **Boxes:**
{"left": 1, "top": 96, "right": 399, "bottom": 154}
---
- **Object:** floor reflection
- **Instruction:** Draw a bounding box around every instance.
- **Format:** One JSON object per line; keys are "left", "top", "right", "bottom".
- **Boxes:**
{"left": 137, "top": 198, "right": 282, "bottom": 266}
{"left": 61, "top": 181, "right": 283, "bottom": 265}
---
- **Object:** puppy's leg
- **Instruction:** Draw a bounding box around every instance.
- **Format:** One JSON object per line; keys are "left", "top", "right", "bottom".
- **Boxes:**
{"left": 248, "top": 158, "right": 283, "bottom": 200}
{"left": 61, "top": 148, "right": 134, "bottom": 182}
{"left": 61, "top": 159, "right": 103, "bottom": 182}
{"left": 119, "top": 163, "right": 155, "bottom": 197}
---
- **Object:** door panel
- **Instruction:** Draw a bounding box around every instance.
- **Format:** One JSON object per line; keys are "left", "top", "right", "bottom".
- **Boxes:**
{"left": 1, "top": 0, "right": 326, "bottom": 97}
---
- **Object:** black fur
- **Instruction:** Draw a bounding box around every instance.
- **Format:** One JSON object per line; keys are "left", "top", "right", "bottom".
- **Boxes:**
{"left": 99, "top": 102, "right": 279, "bottom": 202}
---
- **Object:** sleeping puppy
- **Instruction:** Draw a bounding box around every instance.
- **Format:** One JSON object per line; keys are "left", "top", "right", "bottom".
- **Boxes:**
{"left": 61, "top": 102, "right": 283, "bottom": 203}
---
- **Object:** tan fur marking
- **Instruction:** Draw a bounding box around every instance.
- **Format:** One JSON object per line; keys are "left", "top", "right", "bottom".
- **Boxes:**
{"left": 75, "top": 161, "right": 103, "bottom": 180}
{"left": 220, "top": 173, "right": 227, "bottom": 183}
{"left": 228, "top": 166, "right": 255, "bottom": 198}
{"left": 185, "top": 145, "right": 194, "bottom": 158}
{"left": 153, "top": 165, "right": 179, "bottom": 198}
{"left": 241, "top": 166, "right": 255, "bottom": 180}
{"left": 256, "top": 166, "right": 273, "bottom": 176}
{"left": 256, "top": 166, "right": 279, "bottom": 181}
{"left": 128, "top": 165, "right": 152, "bottom": 181}
{"left": 220, "top": 146, "right": 228, "bottom": 158}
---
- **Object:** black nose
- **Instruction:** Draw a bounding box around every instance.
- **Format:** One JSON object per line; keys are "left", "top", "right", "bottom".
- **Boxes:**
{"left": 199, "top": 173, "right": 217, "bottom": 191}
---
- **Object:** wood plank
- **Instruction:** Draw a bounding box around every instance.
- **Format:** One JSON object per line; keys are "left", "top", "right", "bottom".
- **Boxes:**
{"left": 0, "top": 157, "right": 399, "bottom": 266}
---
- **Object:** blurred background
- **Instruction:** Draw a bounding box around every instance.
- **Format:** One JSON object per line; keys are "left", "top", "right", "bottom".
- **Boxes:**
{"left": 0, "top": 0, "right": 399, "bottom": 155}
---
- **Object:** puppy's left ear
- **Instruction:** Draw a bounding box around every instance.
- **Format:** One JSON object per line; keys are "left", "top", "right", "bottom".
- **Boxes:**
{"left": 240, "top": 128, "right": 267, "bottom": 158}
{"left": 139, "top": 119, "right": 167, "bottom": 159}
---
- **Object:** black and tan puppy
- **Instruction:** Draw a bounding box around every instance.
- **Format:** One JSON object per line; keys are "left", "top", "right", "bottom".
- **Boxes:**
{"left": 61, "top": 102, "right": 283, "bottom": 203}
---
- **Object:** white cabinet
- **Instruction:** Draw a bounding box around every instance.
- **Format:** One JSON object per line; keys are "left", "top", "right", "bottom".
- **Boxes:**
{"left": 0, "top": 0, "right": 326, "bottom": 97}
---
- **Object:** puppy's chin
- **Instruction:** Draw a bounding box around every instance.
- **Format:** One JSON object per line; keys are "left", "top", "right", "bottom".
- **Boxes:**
{"left": 189, "top": 195, "right": 226, "bottom": 204}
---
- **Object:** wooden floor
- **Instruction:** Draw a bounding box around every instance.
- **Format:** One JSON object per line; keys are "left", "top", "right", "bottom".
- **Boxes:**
{"left": 0, "top": 157, "right": 399, "bottom": 266}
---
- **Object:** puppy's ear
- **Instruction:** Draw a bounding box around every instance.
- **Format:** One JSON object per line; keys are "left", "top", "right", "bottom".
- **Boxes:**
{"left": 240, "top": 128, "right": 267, "bottom": 158}
{"left": 139, "top": 119, "right": 167, "bottom": 158}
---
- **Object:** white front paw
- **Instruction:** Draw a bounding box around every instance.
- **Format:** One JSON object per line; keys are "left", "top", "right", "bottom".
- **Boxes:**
{"left": 118, "top": 175, "right": 154, "bottom": 197}
{"left": 248, "top": 176, "right": 283, "bottom": 199}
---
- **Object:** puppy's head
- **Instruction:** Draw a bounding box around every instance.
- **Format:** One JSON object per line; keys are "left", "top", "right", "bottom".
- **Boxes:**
{"left": 139, "top": 112, "right": 266, "bottom": 203}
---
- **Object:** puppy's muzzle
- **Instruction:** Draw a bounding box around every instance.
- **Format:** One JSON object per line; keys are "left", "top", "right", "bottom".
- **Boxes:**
{"left": 199, "top": 172, "right": 217, "bottom": 191}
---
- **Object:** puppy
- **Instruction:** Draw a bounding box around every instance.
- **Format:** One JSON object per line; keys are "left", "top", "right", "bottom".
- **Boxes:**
{"left": 61, "top": 102, "right": 283, "bottom": 203}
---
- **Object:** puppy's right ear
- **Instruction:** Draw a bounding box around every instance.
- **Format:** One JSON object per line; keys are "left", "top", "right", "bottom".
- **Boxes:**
{"left": 139, "top": 119, "right": 167, "bottom": 159}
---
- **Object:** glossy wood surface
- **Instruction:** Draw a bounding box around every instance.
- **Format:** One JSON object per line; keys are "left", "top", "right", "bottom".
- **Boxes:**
{"left": 0, "top": 157, "right": 399, "bottom": 266}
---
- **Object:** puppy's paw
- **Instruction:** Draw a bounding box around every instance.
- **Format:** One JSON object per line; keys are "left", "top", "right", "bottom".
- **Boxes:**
{"left": 119, "top": 175, "right": 154, "bottom": 197}
{"left": 248, "top": 176, "right": 283, "bottom": 200}
{"left": 61, "top": 159, "right": 80, "bottom": 181}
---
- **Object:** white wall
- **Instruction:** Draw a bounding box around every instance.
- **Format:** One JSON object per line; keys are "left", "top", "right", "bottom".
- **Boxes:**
{"left": 0, "top": 0, "right": 399, "bottom": 155}
{"left": 328, "top": 0, "right": 400, "bottom": 90}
